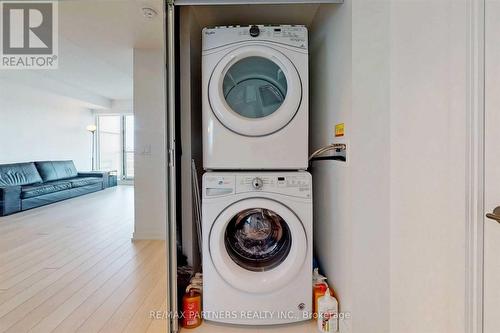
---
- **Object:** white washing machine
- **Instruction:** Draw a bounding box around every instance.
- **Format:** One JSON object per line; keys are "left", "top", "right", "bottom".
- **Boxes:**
{"left": 202, "top": 25, "right": 309, "bottom": 170}
{"left": 202, "top": 171, "right": 312, "bottom": 325}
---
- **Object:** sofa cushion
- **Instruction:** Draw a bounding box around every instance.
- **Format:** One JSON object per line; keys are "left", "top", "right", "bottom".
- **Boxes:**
{"left": 35, "top": 161, "right": 78, "bottom": 182}
{"left": 21, "top": 180, "right": 72, "bottom": 199}
{"left": 0, "top": 162, "right": 43, "bottom": 186}
{"left": 67, "top": 177, "right": 102, "bottom": 188}
{"left": 0, "top": 185, "right": 21, "bottom": 215}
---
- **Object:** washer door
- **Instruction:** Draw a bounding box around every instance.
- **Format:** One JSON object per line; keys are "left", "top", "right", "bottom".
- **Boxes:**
{"left": 208, "top": 45, "right": 302, "bottom": 137}
{"left": 209, "top": 198, "right": 307, "bottom": 294}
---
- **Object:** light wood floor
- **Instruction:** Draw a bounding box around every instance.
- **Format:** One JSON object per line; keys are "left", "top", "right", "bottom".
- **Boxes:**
{"left": 0, "top": 186, "right": 167, "bottom": 333}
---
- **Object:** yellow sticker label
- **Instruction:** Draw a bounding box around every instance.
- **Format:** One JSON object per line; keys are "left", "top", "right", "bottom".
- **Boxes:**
{"left": 335, "top": 123, "right": 345, "bottom": 137}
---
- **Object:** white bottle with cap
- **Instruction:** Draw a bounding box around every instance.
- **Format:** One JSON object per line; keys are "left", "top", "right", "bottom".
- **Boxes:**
{"left": 317, "top": 288, "right": 338, "bottom": 333}
{"left": 313, "top": 268, "right": 325, "bottom": 283}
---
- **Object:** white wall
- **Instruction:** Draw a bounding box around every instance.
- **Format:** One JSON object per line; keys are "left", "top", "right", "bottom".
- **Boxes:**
{"left": 133, "top": 48, "right": 167, "bottom": 240}
{"left": 309, "top": 1, "right": 353, "bottom": 330}
{"left": 484, "top": 1, "right": 500, "bottom": 330}
{"left": 0, "top": 80, "right": 94, "bottom": 170}
{"left": 351, "top": 1, "right": 391, "bottom": 333}
{"left": 389, "top": 1, "right": 467, "bottom": 332}
{"left": 311, "top": 2, "right": 391, "bottom": 332}
{"left": 311, "top": 1, "right": 466, "bottom": 333}
{"left": 93, "top": 99, "right": 133, "bottom": 115}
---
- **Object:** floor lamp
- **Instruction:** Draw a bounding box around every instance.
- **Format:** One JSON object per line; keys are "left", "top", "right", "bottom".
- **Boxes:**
{"left": 86, "top": 125, "right": 97, "bottom": 171}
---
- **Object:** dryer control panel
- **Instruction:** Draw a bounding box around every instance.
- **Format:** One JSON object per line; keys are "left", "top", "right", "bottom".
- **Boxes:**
{"left": 203, "top": 172, "right": 312, "bottom": 199}
{"left": 202, "top": 25, "right": 308, "bottom": 51}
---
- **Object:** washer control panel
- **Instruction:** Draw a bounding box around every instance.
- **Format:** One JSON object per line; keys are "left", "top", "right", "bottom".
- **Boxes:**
{"left": 203, "top": 174, "right": 236, "bottom": 197}
{"left": 203, "top": 172, "right": 312, "bottom": 199}
{"left": 202, "top": 25, "right": 308, "bottom": 51}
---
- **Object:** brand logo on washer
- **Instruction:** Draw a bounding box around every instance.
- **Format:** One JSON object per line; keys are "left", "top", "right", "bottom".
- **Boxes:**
{"left": 205, "top": 30, "right": 215, "bottom": 35}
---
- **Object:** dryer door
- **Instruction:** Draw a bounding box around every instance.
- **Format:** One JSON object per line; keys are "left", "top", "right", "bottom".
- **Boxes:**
{"left": 209, "top": 198, "right": 307, "bottom": 294}
{"left": 208, "top": 45, "right": 302, "bottom": 137}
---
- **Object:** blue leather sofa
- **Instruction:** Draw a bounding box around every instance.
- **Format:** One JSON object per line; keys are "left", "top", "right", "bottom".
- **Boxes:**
{"left": 0, "top": 161, "right": 109, "bottom": 216}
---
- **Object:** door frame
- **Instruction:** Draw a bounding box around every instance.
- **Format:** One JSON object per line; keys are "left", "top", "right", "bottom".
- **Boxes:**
{"left": 174, "top": 0, "right": 343, "bottom": 4}
{"left": 166, "top": 1, "right": 176, "bottom": 333}
{"left": 465, "top": 0, "right": 485, "bottom": 333}
{"left": 165, "top": 2, "right": 343, "bottom": 332}
{"left": 166, "top": 1, "right": 487, "bottom": 332}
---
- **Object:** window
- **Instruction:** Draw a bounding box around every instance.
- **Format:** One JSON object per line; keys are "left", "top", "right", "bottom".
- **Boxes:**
{"left": 124, "top": 115, "right": 134, "bottom": 179}
{"left": 97, "top": 115, "right": 122, "bottom": 176}
{"left": 97, "top": 115, "right": 134, "bottom": 180}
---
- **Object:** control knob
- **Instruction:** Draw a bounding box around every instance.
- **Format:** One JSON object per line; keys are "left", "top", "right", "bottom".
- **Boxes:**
{"left": 249, "top": 25, "right": 260, "bottom": 37}
{"left": 252, "top": 177, "right": 263, "bottom": 190}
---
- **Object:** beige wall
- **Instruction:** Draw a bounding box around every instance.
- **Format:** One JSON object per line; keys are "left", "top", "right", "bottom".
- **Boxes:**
{"left": 390, "top": 1, "right": 467, "bottom": 332}
{"left": 133, "top": 48, "right": 167, "bottom": 240}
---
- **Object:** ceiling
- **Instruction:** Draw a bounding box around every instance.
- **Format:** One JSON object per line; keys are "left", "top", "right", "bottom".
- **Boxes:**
{"left": 0, "top": 1, "right": 322, "bottom": 109}
{"left": 0, "top": 0, "right": 164, "bottom": 109}
{"left": 191, "top": 4, "right": 320, "bottom": 28}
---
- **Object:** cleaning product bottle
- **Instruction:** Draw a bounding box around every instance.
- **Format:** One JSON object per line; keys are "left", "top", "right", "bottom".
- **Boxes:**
{"left": 312, "top": 268, "right": 329, "bottom": 317}
{"left": 182, "top": 285, "right": 202, "bottom": 329}
{"left": 317, "top": 288, "right": 338, "bottom": 333}
{"left": 313, "top": 268, "right": 325, "bottom": 283}
{"left": 189, "top": 273, "right": 203, "bottom": 293}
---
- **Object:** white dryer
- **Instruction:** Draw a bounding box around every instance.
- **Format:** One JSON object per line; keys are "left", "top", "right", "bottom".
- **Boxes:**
{"left": 202, "top": 172, "right": 312, "bottom": 325}
{"left": 202, "top": 25, "right": 309, "bottom": 170}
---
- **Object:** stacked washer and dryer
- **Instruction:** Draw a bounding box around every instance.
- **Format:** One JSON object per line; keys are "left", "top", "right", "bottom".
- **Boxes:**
{"left": 201, "top": 25, "right": 312, "bottom": 325}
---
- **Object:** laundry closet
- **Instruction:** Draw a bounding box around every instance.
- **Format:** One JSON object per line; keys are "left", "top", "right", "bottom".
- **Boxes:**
{"left": 167, "top": 1, "right": 392, "bottom": 332}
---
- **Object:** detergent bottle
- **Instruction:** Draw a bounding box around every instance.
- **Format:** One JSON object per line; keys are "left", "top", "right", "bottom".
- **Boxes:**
{"left": 313, "top": 268, "right": 326, "bottom": 284}
{"left": 182, "top": 285, "right": 202, "bottom": 329}
{"left": 312, "top": 268, "right": 329, "bottom": 317}
{"left": 317, "top": 288, "right": 338, "bottom": 333}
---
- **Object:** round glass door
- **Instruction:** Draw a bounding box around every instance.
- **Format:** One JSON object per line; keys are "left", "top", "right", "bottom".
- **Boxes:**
{"left": 208, "top": 45, "right": 302, "bottom": 137}
{"left": 223, "top": 57, "right": 288, "bottom": 119}
{"left": 209, "top": 198, "right": 307, "bottom": 294}
{"left": 224, "top": 208, "right": 291, "bottom": 272}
